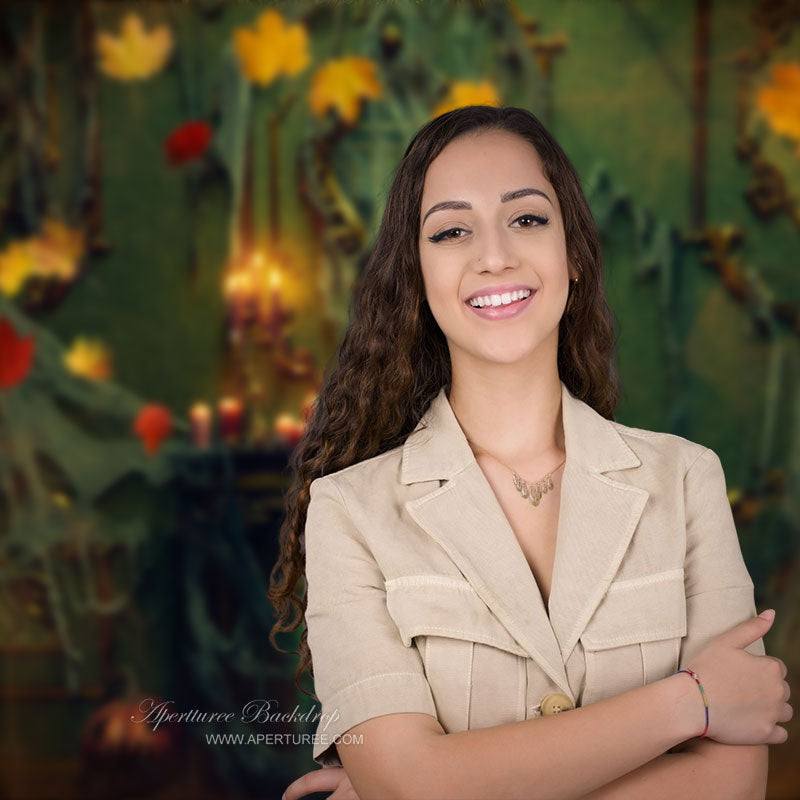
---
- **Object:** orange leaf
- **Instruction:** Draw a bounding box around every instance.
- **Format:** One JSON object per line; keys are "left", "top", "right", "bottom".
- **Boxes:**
{"left": 133, "top": 404, "right": 172, "bottom": 455}
{"left": 63, "top": 336, "right": 113, "bottom": 381}
{"left": 309, "top": 56, "right": 382, "bottom": 125}
{"left": 755, "top": 62, "right": 800, "bottom": 155}
{"left": 96, "top": 12, "right": 173, "bottom": 81}
{"left": 432, "top": 81, "right": 501, "bottom": 118}
{"left": 233, "top": 9, "right": 309, "bottom": 86}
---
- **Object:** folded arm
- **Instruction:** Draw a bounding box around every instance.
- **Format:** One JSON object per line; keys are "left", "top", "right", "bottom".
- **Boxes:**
{"left": 578, "top": 447, "right": 771, "bottom": 800}
{"left": 305, "top": 446, "right": 771, "bottom": 799}
{"left": 578, "top": 739, "right": 768, "bottom": 800}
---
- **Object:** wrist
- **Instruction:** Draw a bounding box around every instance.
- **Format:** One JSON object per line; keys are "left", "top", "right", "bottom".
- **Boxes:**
{"left": 660, "top": 671, "right": 708, "bottom": 743}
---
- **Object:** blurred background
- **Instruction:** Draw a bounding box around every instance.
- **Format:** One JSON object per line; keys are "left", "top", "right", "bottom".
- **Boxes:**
{"left": 0, "top": 0, "right": 798, "bottom": 798}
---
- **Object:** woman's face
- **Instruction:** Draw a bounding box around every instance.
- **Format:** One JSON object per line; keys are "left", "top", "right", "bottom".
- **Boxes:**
{"left": 418, "top": 129, "right": 574, "bottom": 369}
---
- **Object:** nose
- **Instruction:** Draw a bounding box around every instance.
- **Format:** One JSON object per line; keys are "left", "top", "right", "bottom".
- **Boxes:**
{"left": 474, "top": 225, "right": 521, "bottom": 273}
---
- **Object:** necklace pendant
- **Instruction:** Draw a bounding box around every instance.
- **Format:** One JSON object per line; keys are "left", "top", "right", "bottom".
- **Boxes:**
{"left": 494, "top": 455, "right": 564, "bottom": 510}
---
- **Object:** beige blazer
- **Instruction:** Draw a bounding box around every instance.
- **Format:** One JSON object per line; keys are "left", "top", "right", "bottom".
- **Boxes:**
{"left": 304, "top": 380, "right": 765, "bottom": 767}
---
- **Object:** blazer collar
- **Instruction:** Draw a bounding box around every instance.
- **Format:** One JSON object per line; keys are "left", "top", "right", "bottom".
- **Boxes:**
{"left": 400, "top": 380, "right": 649, "bottom": 701}
{"left": 401, "top": 380, "right": 640, "bottom": 483}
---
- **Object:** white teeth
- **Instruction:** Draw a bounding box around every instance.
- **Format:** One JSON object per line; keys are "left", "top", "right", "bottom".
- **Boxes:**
{"left": 469, "top": 288, "right": 532, "bottom": 308}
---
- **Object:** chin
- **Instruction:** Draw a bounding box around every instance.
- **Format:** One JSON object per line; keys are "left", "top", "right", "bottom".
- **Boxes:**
{"left": 475, "top": 344, "right": 540, "bottom": 365}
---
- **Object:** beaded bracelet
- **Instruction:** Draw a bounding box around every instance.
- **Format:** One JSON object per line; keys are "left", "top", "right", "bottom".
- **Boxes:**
{"left": 675, "top": 667, "right": 709, "bottom": 738}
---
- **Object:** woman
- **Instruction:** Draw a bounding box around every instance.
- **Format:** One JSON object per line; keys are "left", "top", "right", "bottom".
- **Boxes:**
{"left": 270, "top": 105, "right": 791, "bottom": 800}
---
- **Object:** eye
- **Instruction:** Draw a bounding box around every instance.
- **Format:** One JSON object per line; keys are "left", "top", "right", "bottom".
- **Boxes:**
{"left": 426, "top": 213, "right": 550, "bottom": 244}
{"left": 427, "top": 227, "right": 467, "bottom": 243}
{"left": 513, "top": 213, "right": 549, "bottom": 228}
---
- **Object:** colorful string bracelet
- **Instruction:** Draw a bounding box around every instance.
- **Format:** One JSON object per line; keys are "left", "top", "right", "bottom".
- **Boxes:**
{"left": 675, "top": 667, "right": 709, "bottom": 738}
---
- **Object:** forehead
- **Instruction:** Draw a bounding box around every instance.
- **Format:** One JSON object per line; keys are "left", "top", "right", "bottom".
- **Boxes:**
{"left": 421, "top": 130, "right": 550, "bottom": 200}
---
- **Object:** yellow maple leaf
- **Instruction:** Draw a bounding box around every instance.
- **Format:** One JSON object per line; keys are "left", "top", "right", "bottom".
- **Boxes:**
{"left": 309, "top": 56, "right": 382, "bottom": 125}
{"left": 96, "top": 12, "right": 173, "bottom": 81}
{"left": 0, "top": 219, "right": 84, "bottom": 297}
{"left": 234, "top": 9, "right": 310, "bottom": 86}
{"left": 0, "top": 240, "right": 35, "bottom": 296}
{"left": 63, "top": 337, "right": 113, "bottom": 381}
{"left": 755, "top": 62, "right": 800, "bottom": 156}
{"left": 432, "top": 80, "right": 501, "bottom": 118}
{"left": 28, "top": 219, "right": 85, "bottom": 280}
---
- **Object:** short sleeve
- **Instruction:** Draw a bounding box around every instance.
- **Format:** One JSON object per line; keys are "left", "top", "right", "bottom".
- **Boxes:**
{"left": 679, "top": 447, "right": 765, "bottom": 670}
{"left": 304, "top": 476, "right": 437, "bottom": 767}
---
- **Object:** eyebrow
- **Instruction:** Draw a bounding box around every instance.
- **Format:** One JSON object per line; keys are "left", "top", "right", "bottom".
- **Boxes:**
{"left": 422, "top": 187, "right": 553, "bottom": 225}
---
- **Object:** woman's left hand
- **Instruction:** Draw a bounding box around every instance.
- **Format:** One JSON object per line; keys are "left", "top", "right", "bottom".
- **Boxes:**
{"left": 283, "top": 765, "right": 361, "bottom": 800}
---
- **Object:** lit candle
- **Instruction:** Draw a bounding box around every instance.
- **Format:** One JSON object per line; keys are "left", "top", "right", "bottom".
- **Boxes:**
{"left": 218, "top": 397, "right": 244, "bottom": 444}
{"left": 224, "top": 262, "right": 259, "bottom": 338}
{"left": 274, "top": 413, "right": 305, "bottom": 448}
{"left": 223, "top": 272, "right": 243, "bottom": 338}
{"left": 189, "top": 402, "right": 212, "bottom": 448}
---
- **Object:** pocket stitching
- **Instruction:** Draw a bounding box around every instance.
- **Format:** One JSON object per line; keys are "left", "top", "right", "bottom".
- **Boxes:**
{"left": 584, "top": 626, "right": 686, "bottom": 649}
{"left": 606, "top": 567, "right": 684, "bottom": 592}
{"left": 408, "top": 626, "right": 525, "bottom": 653}
{"left": 386, "top": 579, "right": 527, "bottom": 657}
{"left": 581, "top": 573, "right": 687, "bottom": 650}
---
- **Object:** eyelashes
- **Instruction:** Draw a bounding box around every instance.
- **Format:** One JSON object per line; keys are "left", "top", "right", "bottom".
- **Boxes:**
{"left": 426, "top": 213, "right": 550, "bottom": 243}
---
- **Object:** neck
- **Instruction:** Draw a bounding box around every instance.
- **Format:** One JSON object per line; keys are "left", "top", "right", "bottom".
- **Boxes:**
{"left": 447, "top": 369, "right": 565, "bottom": 472}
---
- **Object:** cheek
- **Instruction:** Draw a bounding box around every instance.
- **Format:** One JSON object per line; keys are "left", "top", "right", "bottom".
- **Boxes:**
{"left": 426, "top": 292, "right": 458, "bottom": 334}
{"left": 420, "top": 263, "right": 456, "bottom": 313}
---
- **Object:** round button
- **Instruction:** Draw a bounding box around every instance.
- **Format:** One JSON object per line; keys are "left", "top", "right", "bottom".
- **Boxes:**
{"left": 540, "top": 692, "right": 574, "bottom": 715}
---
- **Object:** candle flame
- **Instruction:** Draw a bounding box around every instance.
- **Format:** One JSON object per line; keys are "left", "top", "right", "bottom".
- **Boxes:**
{"left": 189, "top": 402, "right": 211, "bottom": 419}
{"left": 219, "top": 396, "right": 243, "bottom": 411}
{"left": 222, "top": 247, "right": 296, "bottom": 313}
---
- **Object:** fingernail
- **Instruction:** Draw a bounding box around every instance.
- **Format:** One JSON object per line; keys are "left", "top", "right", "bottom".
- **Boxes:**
{"left": 759, "top": 609, "right": 775, "bottom": 620}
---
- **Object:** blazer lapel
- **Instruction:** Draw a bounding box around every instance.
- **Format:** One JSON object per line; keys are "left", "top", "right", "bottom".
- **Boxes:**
{"left": 401, "top": 380, "right": 649, "bottom": 699}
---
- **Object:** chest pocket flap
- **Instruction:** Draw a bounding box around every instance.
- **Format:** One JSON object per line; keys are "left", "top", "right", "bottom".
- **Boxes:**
{"left": 385, "top": 575, "right": 528, "bottom": 657}
{"left": 581, "top": 567, "right": 687, "bottom": 650}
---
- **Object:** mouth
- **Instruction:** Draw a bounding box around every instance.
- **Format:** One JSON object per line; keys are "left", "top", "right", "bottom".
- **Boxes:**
{"left": 465, "top": 289, "right": 536, "bottom": 320}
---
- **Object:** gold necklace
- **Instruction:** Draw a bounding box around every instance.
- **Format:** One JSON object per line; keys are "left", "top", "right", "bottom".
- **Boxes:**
{"left": 468, "top": 440, "right": 566, "bottom": 507}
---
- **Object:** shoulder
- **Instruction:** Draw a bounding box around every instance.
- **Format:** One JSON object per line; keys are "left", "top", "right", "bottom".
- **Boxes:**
{"left": 609, "top": 418, "right": 711, "bottom": 477}
{"left": 309, "top": 442, "right": 406, "bottom": 503}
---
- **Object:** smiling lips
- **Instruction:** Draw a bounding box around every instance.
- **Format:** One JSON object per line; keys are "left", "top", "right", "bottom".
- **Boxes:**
{"left": 465, "top": 288, "right": 536, "bottom": 320}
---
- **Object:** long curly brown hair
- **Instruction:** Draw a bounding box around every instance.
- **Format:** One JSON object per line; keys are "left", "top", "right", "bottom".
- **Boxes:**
{"left": 267, "top": 105, "right": 620, "bottom": 699}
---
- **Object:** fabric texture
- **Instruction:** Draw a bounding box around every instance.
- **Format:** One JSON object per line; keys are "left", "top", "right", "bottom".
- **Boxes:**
{"left": 303, "top": 381, "right": 765, "bottom": 767}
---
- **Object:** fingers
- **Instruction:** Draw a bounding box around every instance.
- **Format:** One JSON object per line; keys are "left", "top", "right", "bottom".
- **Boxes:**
{"left": 284, "top": 767, "right": 346, "bottom": 800}
{"left": 329, "top": 784, "right": 362, "bottom": 800}
{"left": 775, "top": 656, "right": 788, "bottom": 680}
{"left": 727, "top": 610, "right": 775, "bottom": 650}
{"left": 763, "top": 654, "right": 788, "bottom": 679}
{"left": 767, "top": 724, "right": 789, "bottom": 745}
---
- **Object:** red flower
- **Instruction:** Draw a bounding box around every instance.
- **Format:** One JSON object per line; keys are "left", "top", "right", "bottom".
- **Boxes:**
{"left": 133, "top": 404, "right": 172, "bottom": 455}
{"left": 0, "top": 316, "right": 35, "bottom": 389}
{"left": 163, "top": 120, "right": 212, "bottom": 165}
